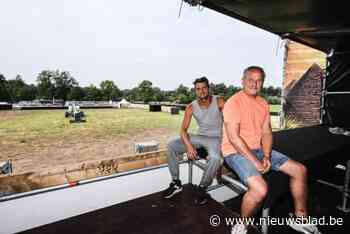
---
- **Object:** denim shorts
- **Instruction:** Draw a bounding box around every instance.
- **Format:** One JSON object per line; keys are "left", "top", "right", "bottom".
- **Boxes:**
{"left": 224, "top": 149, "right": 289, "bottom": 185}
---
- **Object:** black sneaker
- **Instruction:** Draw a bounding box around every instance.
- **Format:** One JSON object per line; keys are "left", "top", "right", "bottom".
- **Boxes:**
{"left": 194, "top": 185, "right": 209, "bottom": 205}
{"left": 163, "top": 180, "right": 183, "bottom": 198}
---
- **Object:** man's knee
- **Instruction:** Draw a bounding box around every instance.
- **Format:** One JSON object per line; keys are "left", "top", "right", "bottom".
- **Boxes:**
{"left": 167, "top": 140, "right": 174, "bottom": 151}
{"left": 296, "top": 163, "right": 307, "bottom": 178}
{"left": 247, "top": 177, "right": 268, "bottom": 202}
{"left": 282, "top": 160, "right": 308, "bottom": 179}
{"left": 167, "top": 139, "right": 180, "bottom": 152}
{"left": 207, "top": 153, "right": 222, "bottom": 166}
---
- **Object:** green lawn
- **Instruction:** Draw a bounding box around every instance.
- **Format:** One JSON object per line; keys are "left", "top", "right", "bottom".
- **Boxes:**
{"left": 270, "top": 104, "right": 281, "bottom": 113}
{"left": 0, "top": 109, "right": 197, "bottom": 144}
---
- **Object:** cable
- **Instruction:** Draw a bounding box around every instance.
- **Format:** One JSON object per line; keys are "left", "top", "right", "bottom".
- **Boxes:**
{"left": 178, "top": 0, "right": 184, "bottom": 18}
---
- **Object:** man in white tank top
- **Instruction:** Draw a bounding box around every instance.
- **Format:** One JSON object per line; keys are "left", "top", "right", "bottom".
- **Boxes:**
{"left": 162, "top": 77, "right": 225, "bottom": 205}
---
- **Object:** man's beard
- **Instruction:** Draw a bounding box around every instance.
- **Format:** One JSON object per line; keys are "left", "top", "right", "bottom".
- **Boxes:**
{"left": 198, "top": 95, "right": 209, "bottom": 101}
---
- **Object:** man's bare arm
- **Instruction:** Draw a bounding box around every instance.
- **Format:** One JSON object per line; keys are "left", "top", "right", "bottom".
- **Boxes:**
{"left": 224, "top": 122, "right": 264, "bottom": 171}
{"left": 261, "top": 113, "right": 273, "bottom": 158}
{"left": 217, "top": 96, "right": 226, "bottom": 111}
{"left": 180, "top": 104, "right": 197, "bottom": 159}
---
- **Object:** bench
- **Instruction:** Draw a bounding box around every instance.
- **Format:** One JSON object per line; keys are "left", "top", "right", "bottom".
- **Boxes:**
{"left": 189, "top": 147, "right": 288, "bottom": 234}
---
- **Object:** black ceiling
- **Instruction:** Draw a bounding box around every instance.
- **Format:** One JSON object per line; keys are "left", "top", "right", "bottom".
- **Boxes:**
{"left": 200, "top": 0, "right": 350, "bottom": 53}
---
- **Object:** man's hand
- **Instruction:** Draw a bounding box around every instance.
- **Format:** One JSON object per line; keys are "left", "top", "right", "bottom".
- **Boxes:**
{"left": 261, "top": 157, "right": 271, "bottom": 174}
{"left": 186, "top": 145, "right": 198, "bottom": 160}
{"left": 252, "top": 159, "right": 265, "bottom": 173}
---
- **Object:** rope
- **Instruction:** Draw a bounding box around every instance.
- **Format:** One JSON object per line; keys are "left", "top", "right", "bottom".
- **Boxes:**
{"left": 178, "top": 0, "right": 184, "bottom": 18}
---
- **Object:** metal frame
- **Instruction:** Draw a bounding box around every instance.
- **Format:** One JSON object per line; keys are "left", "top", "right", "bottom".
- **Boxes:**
{"left": 320, "top": 71, "right": 327, "bottom": 124}
{"left": 339, "top": 160, "right": 350, "bottom": 212}
{"left": 319, "top": 49, "right": 350, "bottom": 212}
{"left": 320, "top": 48, "right": 333, "bottom": 124}
{"left": 325, "top": 91, "right": 350, "bottom": 95}
{"left": 317, "top": 160, "right": 350, "bottom": 213}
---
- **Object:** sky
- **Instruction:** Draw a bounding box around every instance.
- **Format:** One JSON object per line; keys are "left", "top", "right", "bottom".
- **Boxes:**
{"left": 0, "top": 0, "right": 285, "bottom": 90}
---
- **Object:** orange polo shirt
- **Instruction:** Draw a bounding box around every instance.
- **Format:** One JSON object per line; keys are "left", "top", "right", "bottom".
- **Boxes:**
{"left": 221, "top": 91, "right": 270, "bottom": 156}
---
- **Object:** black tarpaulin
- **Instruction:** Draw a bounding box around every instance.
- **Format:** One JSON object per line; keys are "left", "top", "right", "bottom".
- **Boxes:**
{"left": 200, "top": 0, "right": 350, "bottom": 53}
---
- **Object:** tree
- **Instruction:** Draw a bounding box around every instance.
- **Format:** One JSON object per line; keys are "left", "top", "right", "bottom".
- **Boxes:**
{"left": 174, "top": 84, "right": 192, "bottom": 104}
{"left": 36, "top": 70, "right": 55, "bottom": 100}
{"left": 152, "top": 87, "right": 164, "bottom": 102}
{"left": 210, "top": 82, "right": 227, "bottom": 96}
{"left": 0, "top": 74, "right": 11, "bottom": 102}
{"left": 175, "top": 84, "right": 189, "bottom": 96}
{"left": 100, "top": 80, "right": 121, "bottom": 101}
{"left": 53, "top": 71, "right": 78, "bottom": 101}
{"left": 6, "top": 75, "right": 27, "bottom": 102}
{"left": 137, "top": 80, "right": 154, "bottom": 102}
{"left": 37, "top": 70, "right": 78, "bottom": 101}
{"left": 84, "top": 85, "right": 102, "bottom": 101}
{"left": 68, "top": 86, "right": 86, "bottom": 101}
{"left": 226, "top": 85, "right": 240, "bottom": 99}
{"left": 121, "top": 89, "right": 133, "bottom": 102}
{"left": 1, "top": 74, "right": 37, "bottom": 102}
{"left": 261, "top": 86, "right": 282, "bottom": 97}
{"left": 163, "top": 90, "right": 176, "bottom": 102}
{"left": 20, "top": 84, "right": 37, "bottom": 101}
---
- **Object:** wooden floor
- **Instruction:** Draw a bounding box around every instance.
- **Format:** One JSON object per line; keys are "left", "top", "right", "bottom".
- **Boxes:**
{"left": 19, "top": 184, "right": 260, "bottom": 234}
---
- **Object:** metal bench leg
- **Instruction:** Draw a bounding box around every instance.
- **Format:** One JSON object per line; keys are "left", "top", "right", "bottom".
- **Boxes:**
{"left": 261, "top": 207, "right": 270, "bottom": 234}
{"left": 337, "top": 160, "right": 350, "bottom": 213}
{"left": 188, "top": 160, "right": 193, "bottom": 184}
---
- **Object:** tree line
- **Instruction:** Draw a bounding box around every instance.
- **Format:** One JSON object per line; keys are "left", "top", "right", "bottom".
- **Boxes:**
{"left": 0, "top": 70, "right": 281, "bottom": 104}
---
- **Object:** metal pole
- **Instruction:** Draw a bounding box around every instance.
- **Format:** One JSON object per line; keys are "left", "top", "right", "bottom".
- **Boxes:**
{"left": 317, "top": 180, "right": 342, "bottom": 191}
{"left": 280, "top": 39, "right": 289, "bottom": 129}
{"left": 193, "top": 160, "right": 248, "bottom": 192}
{"left": 261, "top": 208, "right": 270, "bottom": 234}
{"left": 188, "top": 160, "right": 193, "bottom": 184}
{"left": 326, "top": 91, "right": 350, "bottom": 95}
{"left": 338, "top": 160, "right": 350, "bottom": 212}
{"left": 221, "top": 174, "right": 247, "bottom": 192}
{"left": 295, "top": 29, "right": 350, "bottom": 36}
{"left": 320, "top": 55, "right": 330, "bottom": 124}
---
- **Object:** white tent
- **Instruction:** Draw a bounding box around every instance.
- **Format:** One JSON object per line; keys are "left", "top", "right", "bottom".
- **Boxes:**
{"left": 117, "top": 98, "right": 130, "bottom": 108}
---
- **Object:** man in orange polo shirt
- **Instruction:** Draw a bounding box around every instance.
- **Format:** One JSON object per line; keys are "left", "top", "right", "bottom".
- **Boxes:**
{"left": 223, "top": 66, "right": 321, "bottom": 234}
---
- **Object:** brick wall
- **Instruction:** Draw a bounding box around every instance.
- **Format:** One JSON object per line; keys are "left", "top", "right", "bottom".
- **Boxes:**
{"left": 282, "top": 40, "right": 326, "bottom": 126}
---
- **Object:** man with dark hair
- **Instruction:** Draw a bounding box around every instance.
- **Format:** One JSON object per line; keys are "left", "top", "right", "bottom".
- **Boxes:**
{"left": 193, "top": 76, "right": 209, "bottom": 87}
{"left": 162, "top": 76, "right": 225, "bottom": 205}
{"left": 223, "top": 66, "right": 321, "bottom": 234}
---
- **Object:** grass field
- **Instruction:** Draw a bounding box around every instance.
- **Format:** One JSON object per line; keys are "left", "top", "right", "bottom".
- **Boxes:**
{"left": 270, "top": 104, "right": 281, "bottom": 113}
{"left": 0, "top": 109, "right": 196, "bottom": 144}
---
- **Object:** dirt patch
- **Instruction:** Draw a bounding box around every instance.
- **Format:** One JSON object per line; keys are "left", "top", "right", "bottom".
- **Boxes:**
{"left": 1, "top": 128, "right": 178, "bottom": 174}
{"left": 0, "top": 110, "right": 32, "bottom": 120}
